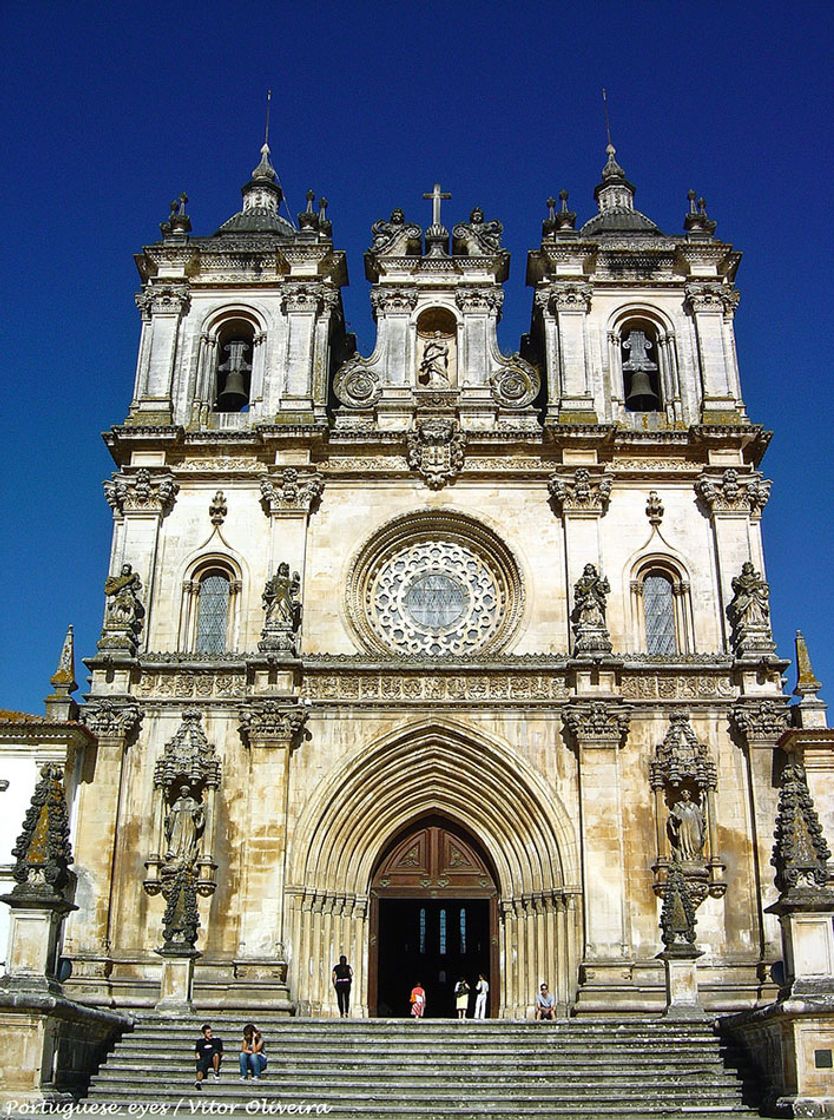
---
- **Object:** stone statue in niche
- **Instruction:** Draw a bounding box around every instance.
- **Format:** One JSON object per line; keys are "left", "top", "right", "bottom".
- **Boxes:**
{"left": 163, "top": 784, "right": 205, "bottom": 868}
{"left": 260, "top": 562, "right": 303, "bottom": 654}
{"left": 570, "top": 563, "right": 613, "bottom": 654}
{"left": 668, "top": 789, "right": 706, "bottom": 861}
{"left": 726, "top": 561, "right": 775, "bottom": 656}
{"left": 419, "top": 332, "right": 451, "bottom": 387}
{"left": 99, "top": 563, "right": 145, "bottom": 654}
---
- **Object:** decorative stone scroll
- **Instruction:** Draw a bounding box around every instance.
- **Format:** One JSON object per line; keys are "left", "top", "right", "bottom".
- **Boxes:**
{"left": 696, "top": 468, "right": 771, "bottom": 517}
{"left": 452, "top": 207, "right": 505, "bottom": 256}
{"left": 333, "top": 357, "right": 382, "bottom": 409}
{"left": 489, "top": 355, "right": 540, "bottom": 409}
{"left": 406, "top": 418, "right": 466, "bottom": 489}
{"left": 9, "top": 765, "right": 74, "bottom": 901}
{"left": 98, "top": 563, "right": 145, "bottom": 656}
{"left": 145, "top": 708, "right": 221, "bottom": 899}
{"left": 368, "top": 210, "right": 422, "bottom": 257}
{"left": 726, "top": 562, "right": 776, "bottom": 658}
{"left": 549, "top": 469, "right": 612, "bottom": 516}
{"left": 104, "top": 469, "right": 179, "bottom": 517}
{"left": 649, "top": 712, "right": 724, "bottom": 906}
{"left": 260, "top": 469, "right": 324, "bottom": 515}
{"left": 570, "top": 564, "right": 613, "bottom": 655}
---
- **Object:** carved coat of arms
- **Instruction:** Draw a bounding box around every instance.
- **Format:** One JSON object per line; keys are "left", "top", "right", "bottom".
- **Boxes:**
{"left": 406, "top": 418, "right": 466, "bottom": 490}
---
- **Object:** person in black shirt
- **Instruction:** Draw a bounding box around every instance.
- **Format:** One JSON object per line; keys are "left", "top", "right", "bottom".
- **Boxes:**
{"left": 194, "top": 1023, "right": 223, "bottom": 1089}
{"left": 331, "top": 954, "right": 353, "bottom": 1017}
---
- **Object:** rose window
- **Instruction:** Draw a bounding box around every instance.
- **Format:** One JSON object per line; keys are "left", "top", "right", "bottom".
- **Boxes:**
{"left": 347, "top": 512, "right": 524, "bottom": 657}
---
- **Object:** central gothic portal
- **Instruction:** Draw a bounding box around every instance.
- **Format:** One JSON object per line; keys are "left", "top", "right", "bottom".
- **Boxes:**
{"left": 369, "top": 817, "right": 499, "bottom": 1017}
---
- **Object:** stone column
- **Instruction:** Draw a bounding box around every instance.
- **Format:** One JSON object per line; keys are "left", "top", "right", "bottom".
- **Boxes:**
{"left": 131, "top": 283, "right": 190, "bottom": 424}
{"left": 548, "top": 467, "right": 611, "bottom": 650}
{"left": 62, "top": 701, "right": 142, "bottom": 1000}
{"left": 547, "top": 282, "right": 596, "bottom": 422}
{"left": 235, "top": 702, "right": 307, "bottom": 1007}
{"left": 685, "top": 281, "right": 740, "bottom": 422}
{"left": 563, "top": 701, "right": 631, "bottom": 968}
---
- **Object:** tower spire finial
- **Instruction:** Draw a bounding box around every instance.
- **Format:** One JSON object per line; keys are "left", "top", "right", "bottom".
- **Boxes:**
{"left": 602, "top": 87, "right": 613, "bottom": 151}
{"left": 264, "top": 88, "right": 272, "bottom": 149}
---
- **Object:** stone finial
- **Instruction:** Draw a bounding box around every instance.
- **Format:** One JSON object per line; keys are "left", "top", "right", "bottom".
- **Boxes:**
{"left": 10, "top": 764, "right": 74, "bottom": 900}
{"left": 794, "top": 631, "right": 823, "bottom": 700}
{"left": 646, "top": 491, "right": 664, "bottom": 526}
{"left": 209, "top": 490, "right": 227, "bottom": 527}
{"left": 160, "top": 192, "right": 192, "bottom": 240}
{"left": 49, "top": 625, "right": 77, "bottom": 695}
{"left": 684, "top": 189, "right": 717, "bottom": 235}
{"left": 772, "top": 758, "right": 832, "bottom": 896}
{"left": 570, "top": 563, "right": 613, "bottom": 655}
{"left": 660, "top": 862, "right": 698, "bottom": 952}
{"left": 160, "top": 865, "right": 200, "bottom": 953}
{"left": 726, "top": 562, "right": 776, "bottom": 658}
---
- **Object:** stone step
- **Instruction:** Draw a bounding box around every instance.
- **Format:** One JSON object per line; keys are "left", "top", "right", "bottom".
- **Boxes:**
{"left": 98, "top": 1055, "right": 731, "bottom": 1073}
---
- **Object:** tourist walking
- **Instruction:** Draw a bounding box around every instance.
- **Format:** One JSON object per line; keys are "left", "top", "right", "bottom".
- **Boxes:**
{"left": 535, "top": 982, "right": 555, "bottom": 1021}
{"left": 194, "top": 1023, "right": 223, "bottom": 1089}
{"left": 454, "top": 977, "right": 470, "bottom": 1019}
{"left": 239, "top": 1023, "right": 267, "bottom": 1081}
{"left": 474, "top": 973, "right": 489, "bottom": 1019}
{"left": 410, "top": 981, "right": 426, "bottom": 1018}
{"left": 332, "top": 954, "right": 354, "bottom": 1017}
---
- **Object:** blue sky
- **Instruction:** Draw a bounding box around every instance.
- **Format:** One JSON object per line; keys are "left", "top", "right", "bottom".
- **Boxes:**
{"left": 1, "top": 0, "right": 832, "bottom": 714}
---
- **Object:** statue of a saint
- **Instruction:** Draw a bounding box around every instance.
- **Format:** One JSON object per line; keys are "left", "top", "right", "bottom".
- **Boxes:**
{"left": 262, "top": 563, "right": 301, "bottom": 630}
{"left": 103, "top": 564, "right": 145, "bottom": 635}
{"left": 668, "top": 789, "right": 706, "bottom": 861}
{"left": 419, "top": 332, "right": 451, "bottom": 387}
{"left": 571, "top": 563, "right": 610, "bottom": 630}
{"left": 164, "top": 784, "right": 205, "bottom": 866}
{"left": 727, "top": 562, "right": 771, "bottom": 630}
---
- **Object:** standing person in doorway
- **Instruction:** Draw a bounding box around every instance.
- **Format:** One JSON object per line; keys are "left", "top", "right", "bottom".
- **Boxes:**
{"left": 474, "top": 973, "right": 489, "bottom": 1019}
{"left": 332, "top": 954, "right": 354, "bottom": 1018}
{"left": 454, "top": 977, "right": 470, "bottom": 1020}
{"left": 410, "top": 981, "right": 426, "bottom": 1019}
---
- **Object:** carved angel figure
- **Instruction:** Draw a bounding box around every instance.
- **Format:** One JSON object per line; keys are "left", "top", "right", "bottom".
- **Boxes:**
{"left": 103, "top": 564, "right": 145, "bottom": 634}
{"left": 668, "top": 789, "right": 706, "bottom": 861}
{"left": 418, "top": 332, "right": 451, "bottom": 387}
{"left": 164, "top": 784, "right": 205, "bottom": 866}
{"left": 570, "top": 564, "right": 610, "bottom": 630}
{"left": 263, "top": 562, "right": 302, "bottom": 630}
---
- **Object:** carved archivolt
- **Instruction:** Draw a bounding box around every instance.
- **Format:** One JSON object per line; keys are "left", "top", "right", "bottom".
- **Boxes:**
{"left": 345, "top": 511, "right": 524, "bottom": 658}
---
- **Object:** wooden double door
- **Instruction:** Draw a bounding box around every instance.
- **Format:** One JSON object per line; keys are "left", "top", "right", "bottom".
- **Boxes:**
{"left": 369, "top": 817, "right": 499, "bottom": 1017}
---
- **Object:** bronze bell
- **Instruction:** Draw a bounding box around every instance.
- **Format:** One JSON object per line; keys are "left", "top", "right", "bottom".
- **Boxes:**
{"left": 217, "top": 339, "right": 251, "bottom": 411}
{"left": 626, "top": 370, "right": 659, "bottom": 411}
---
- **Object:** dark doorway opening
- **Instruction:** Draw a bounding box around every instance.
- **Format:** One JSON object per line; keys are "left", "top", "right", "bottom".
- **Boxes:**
{"left": 369, "top": 815, "right": 499, "bottom": 1017}
{"left": 377, "top": 898, "right": 490, "bottom": 1018}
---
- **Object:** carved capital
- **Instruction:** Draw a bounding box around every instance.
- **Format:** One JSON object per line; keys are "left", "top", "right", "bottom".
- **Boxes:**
{"left": 104, "top": 469, "right": 179, "bottom": 517}
{"left": 696, "top": 468, "right": 771, "bottom": 517}
{"left": 406, "top": 418, "right": 466, "bottom": 490}
{"left": 82, "top": 699, "right": 143, "bottom": 740}
{"left": 260, "top": 469, "right": 324, "bottom": 515}
{"left": 563, "top": 701, "right": 630, "bottom": 746}
{"left": 455, "top": 287, "right": 504, "bottom": 314}
{"left": 281, "top": 283, "right": 323, "bottom": 313}
{"left": 239, "top": 701, "right": 308, "bottom": 746}
{"left": 134, "top": 282, "right": 190, "bottom": 319}
{"left": 547, "top": 281, "right": 592, "bottom": 314}
{"left": 369, "top": 287, "right": 418, "bottom": 317}
{"left": 548, "top": 468, "right": 611, "bottom": 516}
{"left": 684, "top": 280, "right": 740, "bottom": 317}
{"left": 731, "top": 699, "right": 791, "bottom": 742}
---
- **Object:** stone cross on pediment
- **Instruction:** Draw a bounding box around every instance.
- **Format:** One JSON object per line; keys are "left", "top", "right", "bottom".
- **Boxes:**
{"left": 423, "top": 183, "right": 452, "bottom": 227}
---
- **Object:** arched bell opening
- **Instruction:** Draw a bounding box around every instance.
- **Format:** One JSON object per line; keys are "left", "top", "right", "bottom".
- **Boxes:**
{"left": 214, "top": 318, "right": 254, "bottom": 412}
{"left": 621, "top": 317, "right": 662, "bottom": 412}
{"left": 368, "top": 813, "right": 499, "bottom": 1019}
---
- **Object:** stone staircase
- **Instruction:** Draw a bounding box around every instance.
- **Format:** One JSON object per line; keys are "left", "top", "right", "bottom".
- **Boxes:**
{"left": 85, "top": 1015, "right": 763, "bottom": 1119}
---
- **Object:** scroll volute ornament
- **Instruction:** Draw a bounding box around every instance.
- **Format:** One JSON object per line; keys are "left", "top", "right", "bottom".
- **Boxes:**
{"left": 649, "top": 712, "right": 725, "bottom": 906}
{"left": 490, "top": 356, "right": 540, "bottom": 409}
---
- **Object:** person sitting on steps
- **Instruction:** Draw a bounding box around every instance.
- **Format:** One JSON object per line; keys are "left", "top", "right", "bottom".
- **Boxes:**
{"left": 194, "top": 1023, "right": 223, "bottom": 1089}
{"left": 239, "top": 1023, "right": 267, "bottom": 1081}
{"left": 535, "top": 982, "right": 556, "bottom": 1021}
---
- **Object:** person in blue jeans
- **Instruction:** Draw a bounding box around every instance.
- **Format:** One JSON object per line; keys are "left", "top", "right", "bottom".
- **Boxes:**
{"left": 239, "top": 1024, "right": 267, "bottom": 1080}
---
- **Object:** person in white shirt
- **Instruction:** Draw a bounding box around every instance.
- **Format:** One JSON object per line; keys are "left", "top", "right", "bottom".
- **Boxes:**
{"left": 474, "top": 973, "right": 489, "bottom": 1019}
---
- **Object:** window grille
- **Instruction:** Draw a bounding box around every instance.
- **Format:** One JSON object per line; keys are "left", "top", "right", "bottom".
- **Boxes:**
{"left": 644, "top": 573, "right": 677, "bottom": 655}
{"left": 196, "top": 573, "right": 230, "bottom": 654}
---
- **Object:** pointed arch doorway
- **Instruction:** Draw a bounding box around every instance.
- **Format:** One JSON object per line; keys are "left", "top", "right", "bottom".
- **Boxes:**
{"left": 369, "top": 815, "right": 499, "bottom": 1018}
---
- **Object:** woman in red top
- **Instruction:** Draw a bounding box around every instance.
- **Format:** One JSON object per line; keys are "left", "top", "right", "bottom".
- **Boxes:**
{"left": 409, "top": 982, "right": 426, "bottom": 1019}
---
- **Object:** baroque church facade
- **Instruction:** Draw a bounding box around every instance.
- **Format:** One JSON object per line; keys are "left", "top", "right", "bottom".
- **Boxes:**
{"left": 34, "top": 138, "right": 829, "bottom": 1022}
